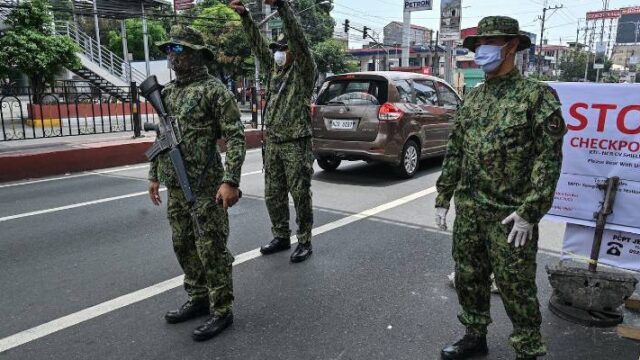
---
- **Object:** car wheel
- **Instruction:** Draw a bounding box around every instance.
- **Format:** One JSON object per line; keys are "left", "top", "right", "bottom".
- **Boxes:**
{"left": 395, "top": 140, "right": 419, "bottom": 178}
{"left": 317, "top": 156, "right": 341, "bottom": 171}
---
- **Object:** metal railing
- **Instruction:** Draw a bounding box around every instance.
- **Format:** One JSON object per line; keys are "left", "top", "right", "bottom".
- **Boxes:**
{"left": 55, "top": 21, "right": 147, "bottom": 85}
{"left": 1, "top": 82, "right": 158, "bottom": 141}
{"left": 0, "top": 0, "right": 15, "bottom": 19}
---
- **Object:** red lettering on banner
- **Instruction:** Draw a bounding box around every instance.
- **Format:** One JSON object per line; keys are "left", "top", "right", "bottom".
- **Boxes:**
{"left": 590, "top": 138, "right": 598, "bottom": 149}
{"left": 592, "top": 104, "right": 618, "bottom": 132}
{"left": 568, "top": 103, "right": 589, "bottom": 131}
{"left": 580, "top": 137, "right": 589, "bottom": 147}
{"left": 617, "top": 105, "right": 640, "bottom": 135}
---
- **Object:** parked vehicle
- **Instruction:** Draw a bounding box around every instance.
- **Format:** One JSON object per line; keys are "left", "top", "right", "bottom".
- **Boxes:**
{"left": 311, "top": 71, "right": 461, "bottom": 178}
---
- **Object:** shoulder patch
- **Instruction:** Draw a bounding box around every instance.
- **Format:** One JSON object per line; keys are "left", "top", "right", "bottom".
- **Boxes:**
{"left": 544, "top": 111, "right": 567, "bottom": 138}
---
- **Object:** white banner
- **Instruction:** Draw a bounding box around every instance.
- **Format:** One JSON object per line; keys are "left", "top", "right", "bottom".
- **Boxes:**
{"left": 545, "top": 83, "right": 640, "bottom": 234}
{"left": 548, "top": 174, "right": 640, "bottom": 234}
{"left": 549, "top": 83, "right": 640, "bottom": 180}
{"left": 562, "top": 224, "right": 640, "bottom": 272}
{"left": 405, "top": 0, "right": 432, "bottom": 12}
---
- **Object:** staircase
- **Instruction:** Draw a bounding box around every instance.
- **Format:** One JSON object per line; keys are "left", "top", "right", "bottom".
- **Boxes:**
{"left": 55, "top": 21, "right": 147, "bottom": 102}
{"left": 0, "top": 0, "right": 13, "bottom": 29}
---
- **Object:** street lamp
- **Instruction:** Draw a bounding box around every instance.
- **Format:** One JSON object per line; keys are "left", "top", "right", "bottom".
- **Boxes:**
{"left": 258, "top": 0, "right": 331, "bottom": 27}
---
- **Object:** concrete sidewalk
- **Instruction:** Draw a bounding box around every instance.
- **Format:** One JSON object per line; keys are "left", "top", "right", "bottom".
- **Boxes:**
{"left": 0, "top": 128, "right": 264, "bottom": 183}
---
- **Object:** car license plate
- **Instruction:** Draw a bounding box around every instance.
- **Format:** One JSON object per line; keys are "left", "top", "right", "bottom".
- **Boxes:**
{"left": 331, "top": 120, "right": 355, "bottom": 130}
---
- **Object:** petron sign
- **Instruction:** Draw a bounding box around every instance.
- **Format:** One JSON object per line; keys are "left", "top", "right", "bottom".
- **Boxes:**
{"left": 405, "top": 0, "right": 432, "bottom": 12}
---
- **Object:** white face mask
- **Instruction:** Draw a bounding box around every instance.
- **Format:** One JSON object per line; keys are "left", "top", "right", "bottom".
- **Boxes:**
{"left": 274, "top": 51, "right": 287, "bottom": 67}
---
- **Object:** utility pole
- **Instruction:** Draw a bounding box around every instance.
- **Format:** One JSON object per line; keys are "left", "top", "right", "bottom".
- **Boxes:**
{"left": 596, "top": 0, "right": 609, "bottom": 83}
{"left": 585, "top": 20, "right": 596, "bottom": 81}
{"left": 92, "top": 0, "right": 102, "bottom": 66}
{"left": 538, "top": 3, "right": 564, "bottom": 76}
{"left": 402, "top": 9, "right": 410, "bottom": 67}
{"left": 254, "top": 1, "right": 265, "bottom": 127}
{"left": 141, "top": 3, "right": 150, "bottom": 77}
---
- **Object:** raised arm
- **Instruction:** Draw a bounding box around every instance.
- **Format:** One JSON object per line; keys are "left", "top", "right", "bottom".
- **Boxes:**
{"left": 230, "top": 0, "right": 274, "bottom": 69}
{"left": 275, "top": 0, "right": 317, "bottom": 81}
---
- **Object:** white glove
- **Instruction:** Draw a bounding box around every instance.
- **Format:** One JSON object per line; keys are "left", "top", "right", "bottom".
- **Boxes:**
{"left": 435, "top": 207, "right": 448, "bottom": 231}
{"left": 501, "top": 212, "right": 534, "bottom": 248}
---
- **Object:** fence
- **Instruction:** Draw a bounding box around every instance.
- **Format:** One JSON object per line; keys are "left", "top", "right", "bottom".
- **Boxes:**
{"left": 0, "top": 81, "right": 159, "bottom": 141}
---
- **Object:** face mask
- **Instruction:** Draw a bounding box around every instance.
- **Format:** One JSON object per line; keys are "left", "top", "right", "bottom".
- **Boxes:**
{"left": 474, "top": 44, "right": 507, "bottom": 73}
{"left": 274, "top": 51, "right": 287, "bottom": 67}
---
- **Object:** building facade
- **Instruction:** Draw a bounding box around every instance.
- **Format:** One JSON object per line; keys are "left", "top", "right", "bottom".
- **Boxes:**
{"left": 383, "top": 22, "right": 433, "bottom": 46}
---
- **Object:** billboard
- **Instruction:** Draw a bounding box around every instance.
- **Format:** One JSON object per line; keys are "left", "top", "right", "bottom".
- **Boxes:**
{"left": 616, "top": 12, "right": 640, "bottom": 44}
{"left": 622, "top": 6, "right": 640, "bottom": 15}
{"left": 174, "top": 0, "right": 194, "bottom": 11}
{"left": 405, "top": 0, "right": 432, "bottom": 12}
{"left": 440, "top": 0, "right": 461, "bottom": 41}
{"left": 586, "top": 9, "right": 622, "bottom": 20}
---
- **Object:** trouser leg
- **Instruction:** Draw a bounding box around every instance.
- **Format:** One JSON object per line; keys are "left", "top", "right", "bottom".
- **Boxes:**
{"left": 264, "top": 142, "right": 291, "bottom": 239}
{"left": 282, "top": 138, "right": 314, "bottom": 244}
{"left": 452, "top": 212, "right": 493, "bottom": 335}
{"left": 167, "top": 188, "right": 208, "bottom": 302}
{"left": 488, "top": 221, "right": 546, "bottom": 357}
{"left": 193, "top": 190, "right": 234, "bottom": 316}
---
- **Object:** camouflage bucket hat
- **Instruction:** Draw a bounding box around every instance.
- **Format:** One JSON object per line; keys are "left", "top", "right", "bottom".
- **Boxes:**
{"left": 156, "top": 25, "right": 215, "bottom": 61}
{"left": 462, "top": 16, "right": 532, "bottom": 52}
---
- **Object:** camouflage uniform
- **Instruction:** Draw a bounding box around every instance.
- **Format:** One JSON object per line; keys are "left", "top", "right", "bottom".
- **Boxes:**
{"left": 149, "top": 27, "right": 246, "bottom": 317}
{"left": 241, "top": 0, "right": 318, "bottom": 245}
{"left": 435, "top": 66, "right": 567, "bottom": 356}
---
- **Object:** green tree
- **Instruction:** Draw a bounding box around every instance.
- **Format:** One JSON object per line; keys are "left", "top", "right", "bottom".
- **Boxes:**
{"left": 50, "top": 0, "right": 73, "bottom": 21}
{"left": 0, "top": 0, "right": 80, "bottom": 102}
{"left": 558, "top": 51, "right": 614, "bottom": 82}
{"left": 106, "top": 19, "right": 169, "bottom": 61}
{"left": 291, "top": 0, "right": 335, "bottom": 45}
{"left": 312, "top": 38, "right": 358, "bottom": 76}
{"left": 192, "top": 4, "right": 252, "bottom": 81}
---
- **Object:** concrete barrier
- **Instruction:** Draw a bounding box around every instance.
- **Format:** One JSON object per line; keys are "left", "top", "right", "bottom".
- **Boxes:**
{"left": 0, "top": 129, "right": 263, "bottom": 182}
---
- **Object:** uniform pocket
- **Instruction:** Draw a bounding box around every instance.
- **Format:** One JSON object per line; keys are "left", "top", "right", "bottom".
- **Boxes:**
{"left": 496, "top": 108, "right": 532, "bottom": 158}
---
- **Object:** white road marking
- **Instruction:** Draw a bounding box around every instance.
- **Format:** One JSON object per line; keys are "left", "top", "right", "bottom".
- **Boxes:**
{"left": 0, "top": 171, "right": 263, "bottom": 223}
{"left": 0, "top": 186, "right": 436, "bottom": 353}
{"left": 0, "top": 148, "right": 262, "bottom": 189}
{"left": 0, "top": 165, "right": 150, "bottom": 189}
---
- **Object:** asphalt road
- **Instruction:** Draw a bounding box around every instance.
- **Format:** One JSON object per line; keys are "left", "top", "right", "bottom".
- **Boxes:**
{"left": 0, "top": 150, "right": 638, "bottom": 360}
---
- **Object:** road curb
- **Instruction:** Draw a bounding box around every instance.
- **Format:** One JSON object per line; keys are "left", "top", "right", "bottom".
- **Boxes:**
{"left": 0, "top": 130, "right": 263, "bottom": 183}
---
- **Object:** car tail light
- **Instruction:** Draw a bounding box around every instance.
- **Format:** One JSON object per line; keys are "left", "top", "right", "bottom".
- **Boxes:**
{"left": 378, "top": 103, "right": 404, "bottom": 121}
{"left": 311, "top": 104, "right": 318, "bottom": 117}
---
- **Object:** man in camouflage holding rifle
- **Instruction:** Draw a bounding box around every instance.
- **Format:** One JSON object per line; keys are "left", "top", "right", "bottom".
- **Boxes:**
{"left": 147, "top": 25, "right": 245, "bottom": 341}
{"left": 230, "top": 0, "right": 318, "bottom": 263}
{"left": 434, "top": 17, "right": 567, "bottom": 360}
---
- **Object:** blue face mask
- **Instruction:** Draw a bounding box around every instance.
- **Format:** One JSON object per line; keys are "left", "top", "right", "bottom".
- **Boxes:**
{"left": 474, "top": 44, "right": 506, "bottom": 73}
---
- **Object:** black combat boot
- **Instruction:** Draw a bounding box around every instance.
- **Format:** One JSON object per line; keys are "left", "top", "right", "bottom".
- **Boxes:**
{"left": 290, "top": 242, "right": 312, "bottom": 263}
{"left": 260, "top": 237, "right": 291, "bottom": 255}
{"left": 441, "top": 333, "right": 488, "bottom": 359}
{"left": 164, "top": 298, "right": 209, "bottom": 324}
{"left": 192, "top": 312, "right": 234, "bottom": 341}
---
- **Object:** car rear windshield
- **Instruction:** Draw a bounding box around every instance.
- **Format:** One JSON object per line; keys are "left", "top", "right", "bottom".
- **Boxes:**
{"left": 317, "top": 79, "right": 388, "bottom": 106}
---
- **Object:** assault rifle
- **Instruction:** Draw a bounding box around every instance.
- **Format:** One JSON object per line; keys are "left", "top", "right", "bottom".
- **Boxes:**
{"left": 140, "top": 75, "right": 205, "bottom": 237}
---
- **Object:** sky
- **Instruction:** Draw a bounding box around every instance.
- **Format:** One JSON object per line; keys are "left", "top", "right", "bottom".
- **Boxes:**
{"left": 331, "top": 0, "right": 639, "bottom": 49}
